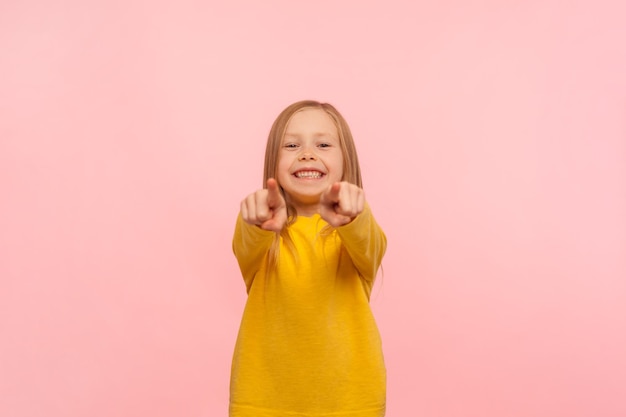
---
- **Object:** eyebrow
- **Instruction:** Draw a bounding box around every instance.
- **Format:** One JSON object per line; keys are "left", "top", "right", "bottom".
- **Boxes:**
{"left": 283, "top": 132, "right": 337, "bottom": 139}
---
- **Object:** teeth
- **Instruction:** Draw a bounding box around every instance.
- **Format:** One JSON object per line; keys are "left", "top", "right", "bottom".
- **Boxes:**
{"left": 295, "top": 171, "right": 322, "bottom": 178}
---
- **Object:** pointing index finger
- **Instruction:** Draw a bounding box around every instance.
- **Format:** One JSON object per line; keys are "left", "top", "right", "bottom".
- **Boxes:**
{"left": 266, "top": 178, "right": 282, "bottom": 207}
{"left": 326, "top": 182, "right": 342, "bottom": 203}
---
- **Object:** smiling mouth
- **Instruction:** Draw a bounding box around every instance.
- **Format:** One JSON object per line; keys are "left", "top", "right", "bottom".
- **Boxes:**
{"left": 294, "top": 170, "right": 324, "bottom": 179}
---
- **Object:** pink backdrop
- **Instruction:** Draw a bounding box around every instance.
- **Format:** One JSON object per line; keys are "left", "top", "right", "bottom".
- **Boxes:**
{"left": 1, "top": 1, "right": 625, "bottom": 416}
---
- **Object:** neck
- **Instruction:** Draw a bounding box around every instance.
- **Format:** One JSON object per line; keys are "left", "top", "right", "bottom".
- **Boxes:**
{"left": 291, "top": 202, "right": 320, "bottom": 217}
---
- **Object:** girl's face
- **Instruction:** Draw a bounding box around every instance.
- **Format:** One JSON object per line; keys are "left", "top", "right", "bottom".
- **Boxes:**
{"left": 277, "top": 108, "right": 344, "bottom": 216}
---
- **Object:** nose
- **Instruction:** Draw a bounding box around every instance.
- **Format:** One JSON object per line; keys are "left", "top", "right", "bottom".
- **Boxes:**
{"left": 298, "top": 149, "right": 317, "bottom": 161}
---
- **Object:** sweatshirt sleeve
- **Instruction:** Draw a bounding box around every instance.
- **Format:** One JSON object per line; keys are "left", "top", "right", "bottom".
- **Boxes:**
{"left": 335, "top": 203, "right": 387, "bottom": 283}
{"left": 232, "top": 214, "right": 276, "bottom": 291}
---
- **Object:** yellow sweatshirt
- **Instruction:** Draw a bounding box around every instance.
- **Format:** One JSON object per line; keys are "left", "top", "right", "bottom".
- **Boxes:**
{"left": 230, "top": 204, "right": 387, "bottom": 417}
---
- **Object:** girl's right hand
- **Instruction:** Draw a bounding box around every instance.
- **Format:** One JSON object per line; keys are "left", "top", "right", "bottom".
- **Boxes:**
{"left": 240, "top": 178, "right": 287, "bottom": 233}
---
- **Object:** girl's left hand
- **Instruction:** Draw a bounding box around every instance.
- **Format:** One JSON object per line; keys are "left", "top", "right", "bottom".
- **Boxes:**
{"left": 319, "top": 182, "right": 365, "bottom": 227}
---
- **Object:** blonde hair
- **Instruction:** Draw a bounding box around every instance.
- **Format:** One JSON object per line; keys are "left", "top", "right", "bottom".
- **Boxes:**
{"left": 263, "top": 100, "right": 364, "bottom": 264}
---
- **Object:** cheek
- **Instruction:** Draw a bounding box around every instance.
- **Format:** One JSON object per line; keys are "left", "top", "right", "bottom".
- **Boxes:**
{"left": 333, "top": 161, "right": 345, "bottom": 181}
{"left": 276, "top": 157, "right": 290, "bottom": 176}
{"left": 336, "top": 155, "right": 345, "bottom": 175}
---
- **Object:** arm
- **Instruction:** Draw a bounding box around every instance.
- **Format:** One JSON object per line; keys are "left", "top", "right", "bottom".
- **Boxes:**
{"left": 335, "top": 203, "right": 387, "bottom": 283}
{"left": 319, "top": 181, "right": 386, "bottom": 283}
{"left": 233, "top": 178, "right": 287, "bottom": 290}
{"left": 232, "top": 214, "right": 276, "bottom": 291}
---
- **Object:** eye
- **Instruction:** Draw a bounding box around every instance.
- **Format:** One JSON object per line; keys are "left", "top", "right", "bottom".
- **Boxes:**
{"left": 283, "top": 143, "right": 298, "bottom": 149}
{"left": 318, "top": 143, "right": 331, "bottom": 148}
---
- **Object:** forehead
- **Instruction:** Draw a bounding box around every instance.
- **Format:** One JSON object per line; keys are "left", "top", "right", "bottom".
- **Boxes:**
{"left": 284, "top": 108, "right": 338, "bottom": 137}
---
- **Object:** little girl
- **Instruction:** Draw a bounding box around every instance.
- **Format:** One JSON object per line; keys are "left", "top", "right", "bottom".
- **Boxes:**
{"left": 230, "top": 100, "right": 387, "bottom": 417}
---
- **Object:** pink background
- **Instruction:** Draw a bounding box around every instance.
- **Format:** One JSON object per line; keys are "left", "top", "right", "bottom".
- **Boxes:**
{"left": 1, "top": 1, "right": 625, "bottom": 416}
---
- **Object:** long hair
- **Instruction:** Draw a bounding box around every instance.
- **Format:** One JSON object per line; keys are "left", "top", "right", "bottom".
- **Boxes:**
{"left": 263, "top": 100, "right": 364, "bottom": 265}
